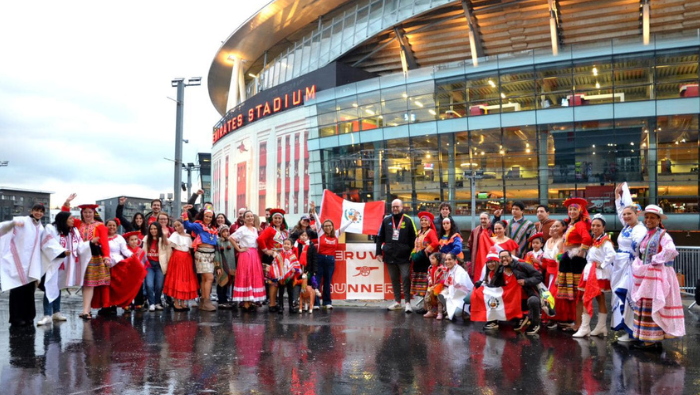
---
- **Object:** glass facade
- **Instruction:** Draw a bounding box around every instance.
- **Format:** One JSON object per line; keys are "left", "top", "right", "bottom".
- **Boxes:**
{"left": 248, "top": 0, "right": 453, "bottom": 95}
{"left": 308, "top": 46, "right": 700, "bottom": 221}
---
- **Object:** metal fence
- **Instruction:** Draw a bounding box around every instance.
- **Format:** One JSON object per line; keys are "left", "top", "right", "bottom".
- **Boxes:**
{"left": 675, "top": 247, "right": 700, "bottom": 297}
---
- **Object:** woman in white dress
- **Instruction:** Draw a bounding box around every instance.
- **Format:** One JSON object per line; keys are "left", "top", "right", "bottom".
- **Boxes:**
{"left": 439, "top": 252, "right": 474, "bottom": 321}
{"left": 612, "top": 182, "right": 646, "bottom": 342}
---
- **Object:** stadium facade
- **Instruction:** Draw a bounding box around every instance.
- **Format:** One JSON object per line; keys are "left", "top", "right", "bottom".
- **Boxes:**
{"left": 208, "top": 0, "right": 700, "bottom": 230}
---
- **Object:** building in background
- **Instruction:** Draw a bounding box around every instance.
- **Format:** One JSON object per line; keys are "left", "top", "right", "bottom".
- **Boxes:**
{"left": 0, "top": 187, "right": 52, "bottom": 225}
{"left": 207, "top": 0, "right": 700, "bottom": 230}
{"left": 97, "top": 196, "right": 154, "bottom": 228}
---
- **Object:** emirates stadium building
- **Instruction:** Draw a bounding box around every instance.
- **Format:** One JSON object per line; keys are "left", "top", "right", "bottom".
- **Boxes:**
{"left": 208, "top": 0, "right": 700, "bottom": 230}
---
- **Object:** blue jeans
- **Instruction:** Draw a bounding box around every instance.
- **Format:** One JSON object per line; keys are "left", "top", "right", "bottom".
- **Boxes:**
{"left": 43, "top": 293, "right": 61, "bottom": 316}
{"left": 316, "top": 254, "right": 335, "bottom": 306}
{"left": 146, "top": 261, "right": 164, "bottom": 306}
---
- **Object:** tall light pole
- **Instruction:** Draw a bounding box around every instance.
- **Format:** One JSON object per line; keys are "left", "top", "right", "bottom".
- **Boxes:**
{"left": 171, "top": 77, "right": 201, "bottom": 215}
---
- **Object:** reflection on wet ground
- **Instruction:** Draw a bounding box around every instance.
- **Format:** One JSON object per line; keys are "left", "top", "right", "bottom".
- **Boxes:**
{"left": 0, "top": 299, "right": 699, "bottom": 394}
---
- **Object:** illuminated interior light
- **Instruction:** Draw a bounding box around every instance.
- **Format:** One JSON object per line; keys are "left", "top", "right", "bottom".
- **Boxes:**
{"left": 592, "top": 67, "right": 598, "bottom": 76}
{"left": 500, "top": 92, "right": 506, "bottom": 99}
{"left": 488, "top": 80, "right": 496, "bottom": 88}
{"left": 415, "top": 101, "right": 423, "bottom": 107}
{"left": 365, "top": 109, "right": 375, "bottom": 115}
{"left": 429, "top": 109, "right": 436, "bottom": 115}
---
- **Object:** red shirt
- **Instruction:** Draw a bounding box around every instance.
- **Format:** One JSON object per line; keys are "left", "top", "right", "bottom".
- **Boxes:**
{"left": 318, "top": 234, "right": 339, "bottom": 256}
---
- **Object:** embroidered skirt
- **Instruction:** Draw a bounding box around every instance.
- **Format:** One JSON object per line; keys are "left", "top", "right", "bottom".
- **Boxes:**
{"left": 410, "top": 272, "right": 429, "bottom": 297}
{"left": 84, "top": 255, "right": 110, "bottom": 287}
{"left": 163, "top": 250, "right": 199, "bottom": 300}
{"left": 195, "top": 247, "right": 216, "bottom": 274}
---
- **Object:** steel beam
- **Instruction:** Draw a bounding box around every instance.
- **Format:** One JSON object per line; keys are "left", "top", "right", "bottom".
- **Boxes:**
{"left": 461, "top": 0, "right": 485, "bottom": 65}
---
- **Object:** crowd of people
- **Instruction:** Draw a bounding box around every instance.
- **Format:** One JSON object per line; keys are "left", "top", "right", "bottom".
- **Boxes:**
{"left": 0, "top": 183, "right": 687, "bottom": 350}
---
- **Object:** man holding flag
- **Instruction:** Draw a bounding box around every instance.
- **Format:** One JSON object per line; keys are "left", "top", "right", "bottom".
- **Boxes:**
{"left": 376, "top": 199, "right": 416, "bottom": 313}
{"left": 500, "top": 250, "right": 543, "bottom": 335}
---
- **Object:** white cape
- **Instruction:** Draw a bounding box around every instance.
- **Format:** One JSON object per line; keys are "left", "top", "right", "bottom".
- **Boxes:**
{"left": 441, "top": 264, "right": 474, "bottom": 320}
{"left": 43, "top": 224, "right": 91, "bottom": 302}
{"left": 0, "top": 217, "right": 65, "bottom": 292}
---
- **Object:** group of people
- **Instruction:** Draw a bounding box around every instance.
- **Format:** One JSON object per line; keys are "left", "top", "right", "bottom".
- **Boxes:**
{"left": 0, "top": 185, "right": 687, "bottom": 351}
{"left": 375, "top": 185, "right": 685, "bottom": 351}
{"left": 0, "top": 191, "right": 351, "bottom": 327}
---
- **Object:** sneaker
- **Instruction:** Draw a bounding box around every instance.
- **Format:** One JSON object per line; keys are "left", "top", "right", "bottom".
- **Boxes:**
{"left": 327, "top": 305, "right": 333, "bottom": 310}
{"left": 155, "top": 304, "right": 164, "bottom": 311}
{"left": 149, "top": 305, "right": 156, "bottom": 312}
{"left": 484, "top": 321, "right": 499, "bottom": 330}
{"left": 547, "top": 322, "right": 558, "bottom": 330}
{"left": 617, "top": 333, "right": 633, "bottom": 343}
{"left": 313, "top": 305, "right": 320, "bottom": 310}
{"left": 526, "top": 323, "right": 540, "bottom": 335}
{"left": 405, "top": 303, "right": 413, "bottom": 313}
{"left": 37, "top": 316, "right": 52, "bottom": 326}
{"left": 387, "top": 302, "right": 402, "bottom": 311}
{"left": 52, "top": 312, "right": 68, "bottom": 321}
{"left": 515, "top": 317, "right": 530, "bottom": 332}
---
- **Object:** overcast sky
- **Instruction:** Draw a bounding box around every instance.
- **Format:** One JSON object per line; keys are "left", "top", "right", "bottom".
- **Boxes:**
{"left": 0, "top": 1, "right": 265, "bottom": 207}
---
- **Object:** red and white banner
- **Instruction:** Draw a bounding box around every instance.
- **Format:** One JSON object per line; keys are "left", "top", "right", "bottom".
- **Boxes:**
{"left": 471, "top": 281, "right": 523, "bottom": 322}
{"left": 329, "top": 243, "right": 396, "bottom": 300}
{"left": 319, "top": 189, "right": 384, "bottom": 235}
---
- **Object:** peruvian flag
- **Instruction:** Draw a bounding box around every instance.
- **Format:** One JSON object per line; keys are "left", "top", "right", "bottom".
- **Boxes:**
{"left": 471, "top": 280, "right": 523, "bottom": 322}
{"left": 319, "top": 190, "right": 385, "bottom": 235}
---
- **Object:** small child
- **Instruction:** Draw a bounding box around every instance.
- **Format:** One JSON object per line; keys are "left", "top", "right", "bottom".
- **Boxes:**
{"left": 524, "top": 233, "right": 545, "bottom": 271}
{"left": 271, "top": 239, "right": 302, "bottom": 314}
{"left": 162, "top": 220, "right": 198, "bottom": 311}
{"left": 475, "top": 252, "right": 504, "bottom": 330}
{"left": 215, "top": 225, "right": 236, "bottom": 309}
{"left": 295, "top": 230, "right": 317, "bottom": 313}
{"left": 124, "top": 231, "right": 147, "bottom": 312}
{"left": 423, "top": 252, "right": 447, "bottom": 319}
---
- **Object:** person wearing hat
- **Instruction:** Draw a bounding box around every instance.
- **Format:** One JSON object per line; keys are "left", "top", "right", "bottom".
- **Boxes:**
{"left": 628, "top": 204, "right": 685, "bottom": 350}
{"left": 182, "top": 204, "right": 219, "bottom": 311}
{"left": 289, "top": 214, "right": 318, "bottom": 246}
{"left": 257, "top": 208, "right": 290, "bottom": 313}
{"left": 500, "top": 249, "right": 543, "bottom": 334}
{"left": 213, "top": 224, "right": 236, "bottom": 310}
{"left": 411, "top": 211, "right": 440, "bottom": 312}
{"left": 573, "top": 214, "right": 615, "bottom": 338}
{"left": 41, "top": 210, "right": 92, "bottom": 324}
{"left": 556, "top": 197, "right": 592, "bottom": 333}
{"left": 1, "top": 202, "right": 66, "bottom": 326}
{"left": 62, "top": 195, "right": 113, "bottom": 320}
{"left": 611, "top": 182, "right": 646, "bottom": 342}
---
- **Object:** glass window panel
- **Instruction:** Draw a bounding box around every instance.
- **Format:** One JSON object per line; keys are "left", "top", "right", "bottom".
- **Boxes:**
{"left": 500, "top": 67, "right": 536, "bottom": 111}
{"left": 342, "top": 13, "right": 356, "bottom": 52}
{"left": 354, "top": 6, "right": 369, "bottom": 42}
{"left": 657, "top": 115, "right": 699, "bottom": 213}
{"left": 368, "top": 0, "right": 384, "bottom": 32}
{"left": 386, "top": 137, "right": 413, "bottom": 205}
{"left": 467, "top": 73, "right": 500, "bottom": 113}
{"left": 411, "top": 135, "right": 441, "bottom": 210}
{"left": 357, "top": 90, "right": 380, "bottom": 106}
{"left": 655, "top": 49, "right": 699, "bottom": 100}
{"left": 536, "top": 61, "right": 573, "bottom": 108}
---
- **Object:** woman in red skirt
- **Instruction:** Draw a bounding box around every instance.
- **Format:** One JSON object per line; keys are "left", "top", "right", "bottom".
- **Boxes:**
{"left": 163, "top": 219, "right": 199, "bottom": 311}
{"left": 231, "top": 211, "right": 266, "bottom": 311}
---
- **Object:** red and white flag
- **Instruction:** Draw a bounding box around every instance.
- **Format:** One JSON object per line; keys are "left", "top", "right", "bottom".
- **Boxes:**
{"left": 470, "top": 281, "right": 523, "bottom": 322}
{"left": 319, "top": 190, "right": 385, "bottom": 235}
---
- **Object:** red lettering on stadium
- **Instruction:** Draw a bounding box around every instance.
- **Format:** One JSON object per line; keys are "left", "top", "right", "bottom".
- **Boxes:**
{"left": 212, "top": 84, "right": 317, "bottom": 144}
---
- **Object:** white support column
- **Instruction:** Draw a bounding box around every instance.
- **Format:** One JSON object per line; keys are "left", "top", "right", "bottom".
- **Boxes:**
{"left": 227, "top": 58, "right": 241, "bottom": 112}
{"left": 238, "top": 64, "right": 247, "bottom": 103}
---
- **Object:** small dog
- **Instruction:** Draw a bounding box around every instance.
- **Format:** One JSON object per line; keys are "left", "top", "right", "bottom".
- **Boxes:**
{"left": 298, "top": 274, "right": 315, "bottom": 313}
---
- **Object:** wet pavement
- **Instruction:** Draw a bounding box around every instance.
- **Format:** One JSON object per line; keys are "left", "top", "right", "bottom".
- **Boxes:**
{"left": 1, "top": 294, "right": 700, "bottom": 395}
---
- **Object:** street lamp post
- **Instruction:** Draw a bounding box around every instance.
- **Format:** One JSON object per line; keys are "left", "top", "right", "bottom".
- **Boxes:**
{"left": 171, "top": 77, "right": 201, "bottom": 216}
{"left": 464, "top": 172, "right": 484, "bottom": 231}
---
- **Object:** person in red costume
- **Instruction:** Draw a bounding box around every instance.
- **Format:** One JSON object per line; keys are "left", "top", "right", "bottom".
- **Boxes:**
{"left": 411, "top": 211, "right": 440, "bottom": 312}
{"left": 556, "top": 197, "right": 592, "bottom": 333}
{"left": 257, "top": 208, "right": 289, "bottom": 313}
{"left": 61, "top": 193, "right": 111, "bottom": 320}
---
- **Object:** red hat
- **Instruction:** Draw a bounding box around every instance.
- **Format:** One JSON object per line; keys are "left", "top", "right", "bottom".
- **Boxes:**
{"left": 528, "top": 232, "right": 544, "bottom": 243}
{"left": 123, "top": 231, "right": 142, "bottom": 240}
{"left": 270, "top": 208, "right": 286, "bottom": 217}
{"left": 563, "top": 197, "right": 588, "bottom": 208}
{"left": 78, "top": 204, "right": 99, "bottom": 210}
{"left": 417, "top": 211, "right": 435, "bottom": 223}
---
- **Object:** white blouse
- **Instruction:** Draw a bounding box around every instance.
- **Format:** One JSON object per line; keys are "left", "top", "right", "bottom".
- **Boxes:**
{"left": 108, "top": 235, "right": 132, "bottom": 263}
{"left": 168, "top": 232, "right": 192, "bottom": 252}
{"left": 233, "top": 226, "right": 259, "bottom": 248}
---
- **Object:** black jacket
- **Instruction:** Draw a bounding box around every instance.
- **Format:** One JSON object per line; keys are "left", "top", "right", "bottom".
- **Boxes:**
{"left": 509, "top": 259, "right": 543, "bottom": 298}
{"left": 296, "top": 242, "right": 317, "bottom": 275}
{"left": 376, "top": 214, "right": 416, "bottom": 265}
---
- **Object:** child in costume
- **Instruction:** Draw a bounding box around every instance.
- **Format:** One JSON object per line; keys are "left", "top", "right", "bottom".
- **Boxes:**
{"left": 214, "top": 225, "right": 236, "bottom": 309}
{"left": 122, "top": 231, "right": 148, "bottom": 313}
{"left": 524, "top": 233, "right": 545, "bottom": 271}
{"left": 423, "top": 252, "right": 447, "bottom": 319}
{"left": 295, "top": 230, "right": 318, "bottom": 313}
{"left": 271, "top": 239, "right": 302, "bottom": 314}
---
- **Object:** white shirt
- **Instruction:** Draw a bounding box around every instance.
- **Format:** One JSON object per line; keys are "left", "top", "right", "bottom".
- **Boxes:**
{"left": 233, "top": 226, "right": 258, "bottom": 248}
{"left": 108, "top": 234, "right": 133, "bottom": 263}
{"left": 169, "top": 232, "right": 192, "bottom": 252}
